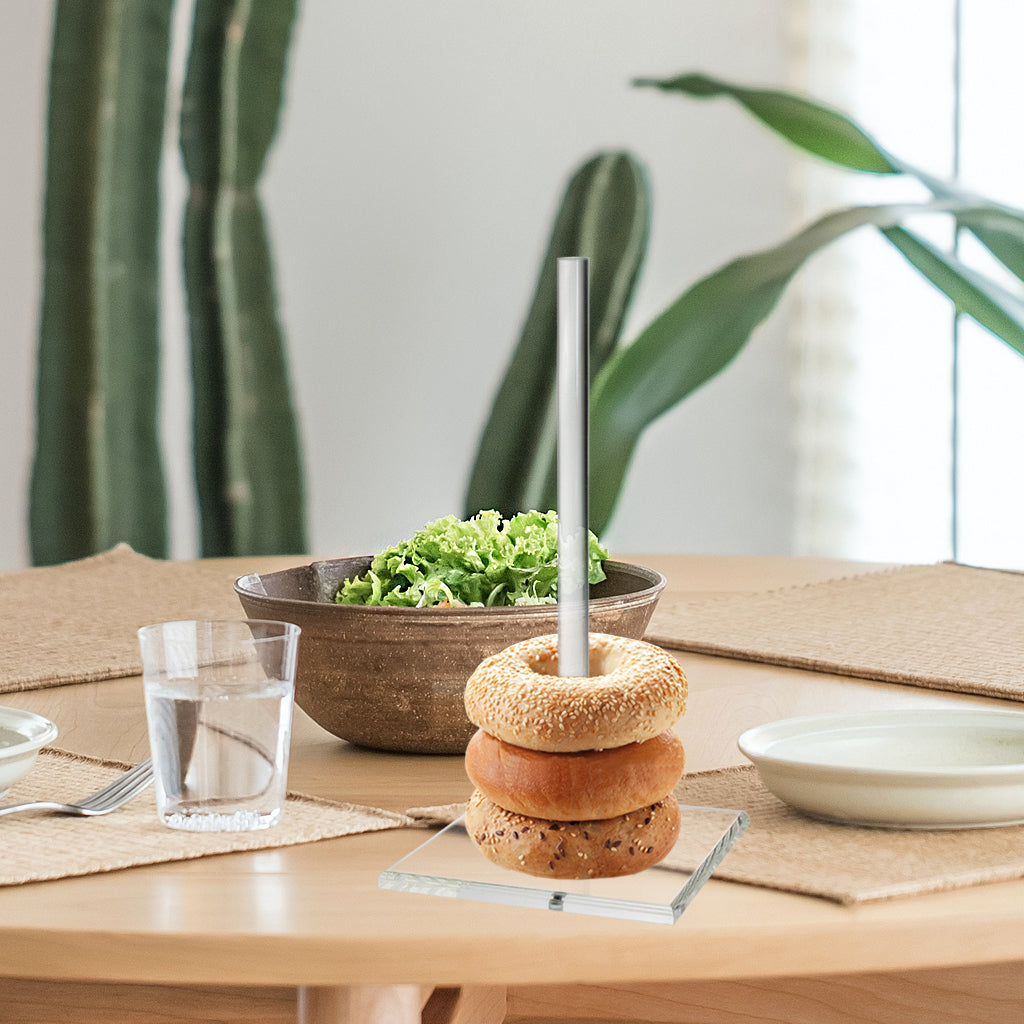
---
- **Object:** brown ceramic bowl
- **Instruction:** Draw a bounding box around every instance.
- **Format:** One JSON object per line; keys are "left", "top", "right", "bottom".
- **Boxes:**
{"left": 234, "top": 557, "right": 665, "bottom": 754}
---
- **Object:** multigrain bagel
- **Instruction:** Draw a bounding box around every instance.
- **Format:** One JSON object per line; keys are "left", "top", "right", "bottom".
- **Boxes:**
{"left": 465, "top": 789, "right": 681, "bottom": 879}
{"left": 463, "top": 633, "right": 687, "bottom": 752}
{"left": 465, "top": 728, "right": 685, "bottom": 821}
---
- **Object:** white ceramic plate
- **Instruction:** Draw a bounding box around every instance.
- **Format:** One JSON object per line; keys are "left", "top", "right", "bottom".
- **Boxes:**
{"left": 737, "top": 708, "right": 1024, "bottom": 829}
{"left": 0, "top": 706, "right": 58, "bottom": 796}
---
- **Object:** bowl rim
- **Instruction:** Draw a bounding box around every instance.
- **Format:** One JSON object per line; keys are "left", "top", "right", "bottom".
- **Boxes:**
{"left": 234, "top": 557, "right": 666, "bottom": 617}
{"left": 0, "top": 706, "right": 58, "bottom": 761}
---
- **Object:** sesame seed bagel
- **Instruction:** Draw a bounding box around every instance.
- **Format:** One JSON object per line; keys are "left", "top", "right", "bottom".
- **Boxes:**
{"left": 465, "top": 727, "right": 685, "bottom": 821}
{"left": 465, "top": 789, "right": 681, "bottom": 879}
{"left": 463, "top": 633, "right": 687, "bottom": 752}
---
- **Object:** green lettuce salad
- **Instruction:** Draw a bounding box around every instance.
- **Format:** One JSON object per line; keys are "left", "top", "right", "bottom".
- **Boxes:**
{"left": 334, "top": 510, "right": 608, "bottom": 608}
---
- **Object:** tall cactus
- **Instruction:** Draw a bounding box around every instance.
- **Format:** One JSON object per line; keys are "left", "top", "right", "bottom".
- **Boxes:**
{"left": 181, "top": 0, "right": 307, "bottom": 556}
{"left": 29, "top": 1, "right": 172, "bottom": 564}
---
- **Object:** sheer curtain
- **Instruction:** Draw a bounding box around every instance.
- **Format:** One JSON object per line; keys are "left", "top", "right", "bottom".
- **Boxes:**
{"left": 786, "top": 1, "right": 1024, "bottom": 569}
{"left": 786, "top": 0, "right": 955, "bottom": 563}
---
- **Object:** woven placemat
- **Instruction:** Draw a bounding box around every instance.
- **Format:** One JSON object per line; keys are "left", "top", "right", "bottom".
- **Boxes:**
{"left": 420, "top": 766, "right": 1024, "bottom": 904}
{"left": 0, "top": 545, "right": 259, "bottom": 693}
{"left": 0, "top": 749, "right": 415, "bottom": 887}
{"left": 665, "top": 765, "right": 1024, "bottom": 904}
{"left": 646, "top": 562, "right": 1024, "bottom": 703}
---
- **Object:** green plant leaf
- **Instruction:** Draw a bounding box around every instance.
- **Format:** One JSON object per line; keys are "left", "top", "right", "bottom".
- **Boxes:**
{"left": 634, "top": 71, "right": 898, "bottom": 174}
{"left": 469, "top": 76, "right": 1024, "bottom": 537}
{"left": 637, "top": 72, "right": 1024, "bottom": 289}
{"left": 928, "top": 181, "right": 1024, "bottom": 284}
{"left": 882, "top": 226, "right": 1024, "bottom": 357}
{"left": 463, "top": 151, "right": 650, "bottom": 520}
{"left": 586, "top": 201, "right": 1005, "bottom": 532}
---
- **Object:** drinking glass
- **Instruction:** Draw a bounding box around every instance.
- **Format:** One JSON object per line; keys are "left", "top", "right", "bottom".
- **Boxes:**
{"left": 138, "top": 619, "right": 300, "bottom": 831}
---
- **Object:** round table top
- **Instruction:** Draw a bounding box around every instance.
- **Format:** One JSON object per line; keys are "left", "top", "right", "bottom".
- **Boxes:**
{"left": 1, "top": 553, "right": 1021, "bottom": 988}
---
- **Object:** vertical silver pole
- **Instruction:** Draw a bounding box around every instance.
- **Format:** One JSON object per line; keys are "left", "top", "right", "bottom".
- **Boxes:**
{"left": 557, "top": 257, "right": 590, "bottom": 678}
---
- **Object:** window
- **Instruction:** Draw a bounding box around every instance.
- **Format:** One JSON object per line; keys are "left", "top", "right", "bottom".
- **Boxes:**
{"left": 790, "top": 0, "right": 1024, "bottom": 569}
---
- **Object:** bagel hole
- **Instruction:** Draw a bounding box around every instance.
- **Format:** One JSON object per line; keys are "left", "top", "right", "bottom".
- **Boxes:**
{"left": 529, "top": 645, "right": 623, "bottom": 677}
{"left": 591, "top": 646, "right": 624, "bottom": 676}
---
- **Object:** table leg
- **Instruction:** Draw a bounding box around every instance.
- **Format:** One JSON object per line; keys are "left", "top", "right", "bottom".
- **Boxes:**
{"left": 422, "top": 986, "right": 508, "bottom": 1023}
{"left": 296, "top": 985, "right": 508, "bottom": 1024}
{"left": 297, "top": 984, "right": 425, "bottom": 1024}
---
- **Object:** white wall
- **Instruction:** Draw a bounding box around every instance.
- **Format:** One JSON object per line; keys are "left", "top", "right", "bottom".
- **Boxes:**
{"left": 0, "top": 3, "right": 52, "bottom": 570}
{"left": 0, "top": 1, "right": 797, "bottom": 569}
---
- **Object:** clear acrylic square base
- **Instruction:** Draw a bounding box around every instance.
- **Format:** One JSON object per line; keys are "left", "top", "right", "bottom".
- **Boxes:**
{"left": 380, "top": 804, "right": 748, "bottom": 925}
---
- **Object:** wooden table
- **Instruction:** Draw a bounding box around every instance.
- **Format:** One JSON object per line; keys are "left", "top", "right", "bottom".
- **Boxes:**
{"left": 1, "top": 554, "right": 1021, "bottom": 1024}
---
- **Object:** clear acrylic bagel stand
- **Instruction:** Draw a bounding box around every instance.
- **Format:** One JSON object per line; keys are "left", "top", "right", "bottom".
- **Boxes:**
{"left": 380, "top": 262, "right": 747, "bottom": 924}
{"left": 379, "top": 803, "right": 748, "bottom": 926}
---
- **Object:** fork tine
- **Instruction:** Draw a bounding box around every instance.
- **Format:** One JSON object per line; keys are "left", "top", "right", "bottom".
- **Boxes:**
{"left": 87, "top": 773, "right": 152, "bottom": 813}
{"left": 83, "top": 772, "right": 152, "bottom": 814}
{"left": 77, "top": 758, "right": 154, "bottom": 812}
{"left": 0, "top": 759, "right": 155, "bottom": 819}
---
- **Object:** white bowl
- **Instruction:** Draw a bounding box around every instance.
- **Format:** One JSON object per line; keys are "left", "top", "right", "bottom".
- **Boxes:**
{"left": 0, "top": 706, "right": 58, "bottom": 796}
{"left": 738, "top": 708, "right": 1024, "bottom": 828}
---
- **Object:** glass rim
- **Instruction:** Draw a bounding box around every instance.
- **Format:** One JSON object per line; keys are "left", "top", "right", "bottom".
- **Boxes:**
{"left": 137, "top": 619, "right": 301, "bottom": 642}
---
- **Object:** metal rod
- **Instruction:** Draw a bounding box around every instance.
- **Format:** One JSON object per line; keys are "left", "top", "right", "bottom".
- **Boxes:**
{"left": 557, "top": 257, "right": 590, "bottom": 677}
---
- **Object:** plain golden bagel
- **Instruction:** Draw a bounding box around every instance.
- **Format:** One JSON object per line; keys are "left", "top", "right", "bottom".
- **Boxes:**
{"left": 463, "top": 633, "right": 687, "bottom": 752}
{"left": 465, "top": 728, "right": 685, "bottom": 821}
{"left": 465, "top": 789, "right": 682, "bottom": 879}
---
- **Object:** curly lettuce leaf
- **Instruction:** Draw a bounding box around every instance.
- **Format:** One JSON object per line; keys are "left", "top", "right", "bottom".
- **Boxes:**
{"left": 335, "top": 510, "right": 608, "bottom": 607}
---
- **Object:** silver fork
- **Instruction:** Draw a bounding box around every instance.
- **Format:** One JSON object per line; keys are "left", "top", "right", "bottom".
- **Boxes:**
{"left": 0, "top": 757, "right": 154, "bottom": 818}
